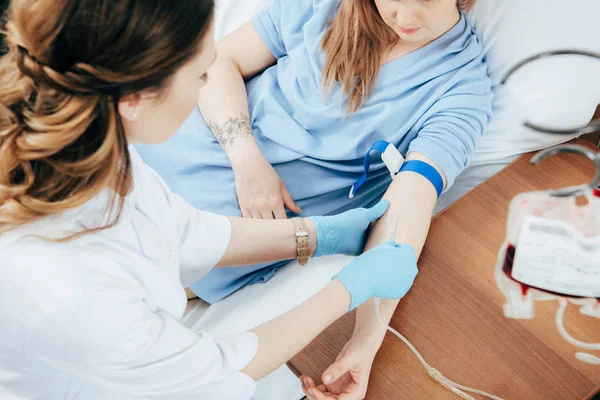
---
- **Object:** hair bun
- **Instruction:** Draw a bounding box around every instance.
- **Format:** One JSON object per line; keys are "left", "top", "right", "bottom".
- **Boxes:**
{"left": 15, "top": 45, "right": 109, "bottom": 97}
{"left": 1, "top": 0, "right": 214, "bottom": 237}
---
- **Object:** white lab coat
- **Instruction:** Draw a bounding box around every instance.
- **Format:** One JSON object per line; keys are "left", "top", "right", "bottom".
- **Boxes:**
{"left": 0, "top": 148, "right": 258, "bottom": 400}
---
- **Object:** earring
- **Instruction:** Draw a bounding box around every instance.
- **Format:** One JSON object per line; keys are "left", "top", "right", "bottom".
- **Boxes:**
{"left": 132, "top": 111, "right": 138, "bottom": 119}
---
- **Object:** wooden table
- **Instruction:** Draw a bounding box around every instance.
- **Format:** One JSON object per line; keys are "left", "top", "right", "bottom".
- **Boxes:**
{"left": 291, "top": 139, "right": 600, "bottom": 400}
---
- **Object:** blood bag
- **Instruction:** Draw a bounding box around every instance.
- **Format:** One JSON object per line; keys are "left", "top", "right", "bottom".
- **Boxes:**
{"left": 496, "top": 190, "right": 600, "bottom": 364}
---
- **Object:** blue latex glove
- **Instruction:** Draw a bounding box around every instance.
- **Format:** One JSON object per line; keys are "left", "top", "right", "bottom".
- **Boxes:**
{"left": 310, "top": 200, "right": 389, "bottom": 257}
{"left": 333, "top": 239, "right": 418, "bottom": 311}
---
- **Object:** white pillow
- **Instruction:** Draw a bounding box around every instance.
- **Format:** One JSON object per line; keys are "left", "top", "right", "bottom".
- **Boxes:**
{"left": 468, "top": 0, "right": 600, "bottom": 165}
{"left": 214, "top": 0, "right": 600, "bottom": 163}
{"left": 214, "top": 0, "right": 270, "bottom": 40}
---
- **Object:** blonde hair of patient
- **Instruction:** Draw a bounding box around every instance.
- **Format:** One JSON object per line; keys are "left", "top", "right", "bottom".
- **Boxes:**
{"left": 321, "top": 0, "right": 475, "bottom": 113}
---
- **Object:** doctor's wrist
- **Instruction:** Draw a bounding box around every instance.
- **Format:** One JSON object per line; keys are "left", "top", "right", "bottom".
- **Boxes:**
{"left": 303, "top": 217, "right": 317, "bottom": 257}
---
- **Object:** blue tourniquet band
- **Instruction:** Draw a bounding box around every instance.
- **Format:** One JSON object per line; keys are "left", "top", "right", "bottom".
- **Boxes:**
{"left": 398, "top": 160, "right": 444, "bottom": 198}
{"left": 350, "top": 140, "right": 444, "bottom": 198}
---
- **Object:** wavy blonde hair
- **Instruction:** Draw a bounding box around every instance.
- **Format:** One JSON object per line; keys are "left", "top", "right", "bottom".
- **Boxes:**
{"left": 0, "top": 0, "right": 214, "bottom": 238}
{"left": 321, "top": 0, "right": 476, "bottom": 113}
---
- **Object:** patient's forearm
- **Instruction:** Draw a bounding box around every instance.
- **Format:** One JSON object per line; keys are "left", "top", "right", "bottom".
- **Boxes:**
{"left": 352, "top": 153, "right": 440, "bottom": 343}
{"left": 198, "top": 23, "right": 277, "bottom": 166}
{"left": 197, "top": 55, "right": 261, "bottom": 167}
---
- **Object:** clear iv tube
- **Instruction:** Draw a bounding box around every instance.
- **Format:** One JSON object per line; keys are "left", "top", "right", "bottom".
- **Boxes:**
{"left": 556, "top": 298, "right": 600, "bottom": 350}
{"left": 555, "top": 299, "right": 600, "bottom": 364}
{"left": 373, "top": 298, "right": 504, "bottom": 400}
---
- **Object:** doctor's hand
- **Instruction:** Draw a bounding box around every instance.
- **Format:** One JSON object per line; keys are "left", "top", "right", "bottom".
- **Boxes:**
{"left": 310, "top": 201, "right": 389, "bottom": 258}
{"left": 300, "top": 239, "right": 418, "bottom": 399}
{"left": 300, "top": 338, "right": 376, "bottom": 400}
{"left": 231, "top": 149, "right": 301, "bottom": 219}
{"left": 335, "top": 238, "right": 418, "bottom": 311}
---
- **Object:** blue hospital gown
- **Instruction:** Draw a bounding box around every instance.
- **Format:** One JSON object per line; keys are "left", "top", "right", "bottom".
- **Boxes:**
{"left": 136, "top": 0, "right": 493, "bottom": 303}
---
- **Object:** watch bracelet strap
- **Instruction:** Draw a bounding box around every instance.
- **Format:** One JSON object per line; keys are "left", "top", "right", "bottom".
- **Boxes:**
{"left": 291, "top": 217, "right": 310, "bottom": 266}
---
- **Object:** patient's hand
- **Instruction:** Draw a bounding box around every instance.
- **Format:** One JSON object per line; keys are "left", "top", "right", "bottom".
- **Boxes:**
{"left": 231, "top": 149, "right": 301, "bottom": 219}
{"left": 304, "top": 155, "right": 438, "bottom": 398}
{"left": 300, "top": 338, "right": 376, "bottom": 400}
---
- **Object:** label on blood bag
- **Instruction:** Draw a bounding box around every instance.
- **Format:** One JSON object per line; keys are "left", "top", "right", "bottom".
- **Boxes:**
{"left": 512, "top": 215, "right": 600, "bottom": 298}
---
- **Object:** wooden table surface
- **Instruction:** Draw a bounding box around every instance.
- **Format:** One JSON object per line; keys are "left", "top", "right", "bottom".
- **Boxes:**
{"left": 291, "top": 139, "right": 600, "bottom": 400}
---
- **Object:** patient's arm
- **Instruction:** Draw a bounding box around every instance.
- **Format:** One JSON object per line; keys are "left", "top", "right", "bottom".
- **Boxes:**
{"left": 351, "top": 152, "right": 444, "bottom": 348}
{"left": 198, "top": 23, "right": 275, "bottom": 165}
{"left": 198, "top": 23, "right": 302, "bottom": 218}
{"left": 198, "top": 23, "right": 275, "bottom": 153}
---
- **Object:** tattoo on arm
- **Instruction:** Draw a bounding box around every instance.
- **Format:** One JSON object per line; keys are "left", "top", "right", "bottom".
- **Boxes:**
{"left": 208, "top": 113, "right": 253, "bottom": 147}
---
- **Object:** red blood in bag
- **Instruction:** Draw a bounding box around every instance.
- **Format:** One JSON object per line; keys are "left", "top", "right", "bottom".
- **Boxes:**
{"left": 501, "top": 244, "right": 529, "bottom": 296}
{"left": 502, "top": 244, "right": 599, "bottom": 300}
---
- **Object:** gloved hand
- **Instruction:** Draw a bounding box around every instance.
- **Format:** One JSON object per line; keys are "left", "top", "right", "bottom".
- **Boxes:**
{"left": 310, "top": 200, "right": 389, "bottom": 257}
{"left": 333, "top": 239, "right": 418, "bottom": 311}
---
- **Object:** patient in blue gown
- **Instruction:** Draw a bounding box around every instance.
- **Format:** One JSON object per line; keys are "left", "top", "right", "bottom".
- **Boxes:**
{"left": 137, "top": 0, "right": 492, "bottom": 303}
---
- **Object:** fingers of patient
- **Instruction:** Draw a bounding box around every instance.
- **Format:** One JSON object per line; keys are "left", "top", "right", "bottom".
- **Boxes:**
{"left": 308, "top": 388, "right": 329, "bottom": 400}
{"left": 301, "top": 376, "right": 324, "bottom": 400}
{"left": 249, "top": 195, "right": 280, "bottom": 219}
{"left": 240, "top": 190, "right": 290, "bottom": 219}
{"left": 248, "top": 209, "right": 261, "bottom": 219}
{"left": 259, "top": 209, "right": 274, "bottom": 219}
{"left": 281, "top": 185, "right": 302, "bottom": 214}
{"left": 273, "top": 203, "right": 287, "bottom": 219}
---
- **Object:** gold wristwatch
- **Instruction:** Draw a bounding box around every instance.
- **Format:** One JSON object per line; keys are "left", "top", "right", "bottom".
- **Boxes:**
{"left": 291, "top": 217, "right": 310, "bottom": 266}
